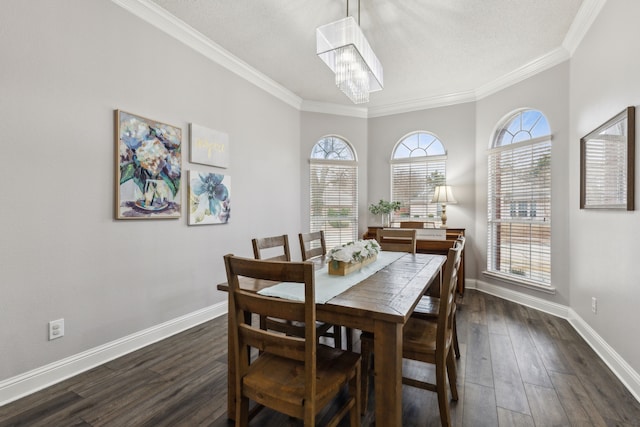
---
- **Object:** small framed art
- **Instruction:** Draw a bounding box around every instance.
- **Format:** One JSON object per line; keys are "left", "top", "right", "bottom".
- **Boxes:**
{"left": 190, "top": 123, "right": 230, "bottom": 168}
{"left": 188, "top": 171, "right": 231, "bottom": 225}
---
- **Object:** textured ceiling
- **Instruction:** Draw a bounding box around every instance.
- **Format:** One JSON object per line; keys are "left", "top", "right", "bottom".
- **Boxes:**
{"left": 149, "top": 0, "right": 584, "bottom": 110}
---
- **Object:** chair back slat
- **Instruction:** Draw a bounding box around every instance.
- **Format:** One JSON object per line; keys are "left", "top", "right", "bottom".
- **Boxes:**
{"left": 252, "top": 234, "right": 291, "bottom": 261}
{"left": 299, "top": 231, "right": 327, "bottom": 261}
{"left": 437, "top": 241, "right": 463, "bottom": 345}
{"left": 238, "top": 324, "right": 306, "bottom": 361}
{"left": 376, "top": 228, "right": 417, "bottom": 253}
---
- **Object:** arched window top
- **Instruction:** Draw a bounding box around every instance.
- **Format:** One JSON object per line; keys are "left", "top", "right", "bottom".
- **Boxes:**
{"left": 311, "top": 136, "right": 355, "bottom": 161}
{"left": 392, "top": 132, "right": 446, "bottom": 160}
{"left": 493, "top": 109, "right": 551, "bottom": 148}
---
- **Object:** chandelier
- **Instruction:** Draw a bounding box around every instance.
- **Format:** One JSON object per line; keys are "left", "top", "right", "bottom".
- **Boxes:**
{"left": 316, "top": 0, "right": 383, "bottom": 104}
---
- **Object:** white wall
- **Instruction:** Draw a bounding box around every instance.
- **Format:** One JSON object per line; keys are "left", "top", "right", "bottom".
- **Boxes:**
{"left": 367, "top": 104, "right": 478, "bottom": 277}
{"left": 475, "top": 62, "right": 571, "bottom": 305}
{"left": 569, "top": 0, "right": 640, "bottom": 372}
{"left": 300, "top": 112, "right": 369, "bottom": 241}
{"left": 0, "top": 0, "right": 301, "bottom": 381}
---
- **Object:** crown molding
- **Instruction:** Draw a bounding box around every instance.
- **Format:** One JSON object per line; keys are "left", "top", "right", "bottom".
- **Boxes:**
{"left": 475, "top": 46, "right": 571, "bottom": 100}
{"left": 367, "top": 91, "right": 477, "bottom": 118}
{"left": 113, "top": 0, "right": 605, "bottom": 118}
{"left": 563, "top": 0, "right": 607, "bottom": 55}
{"left": 301, "top": 100, "right": 368, "bottom": 119}
{"left": 110, "top": 0, "right": 303, "bottom": 110}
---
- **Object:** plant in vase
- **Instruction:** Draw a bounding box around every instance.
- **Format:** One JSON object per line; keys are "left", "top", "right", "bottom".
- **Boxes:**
{"left": 368, "top": 199, "right": 401, "bottom": 227}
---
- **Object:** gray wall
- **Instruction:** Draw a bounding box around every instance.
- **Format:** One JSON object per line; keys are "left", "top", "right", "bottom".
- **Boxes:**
{"left": 474, "top": 62, "right": 572, "bottom": 305}
{"left": 569, "top": 0, "right": 640, "bottom": 371}
{"left": 0, "top": 0, "right": 301, "bottom": 380}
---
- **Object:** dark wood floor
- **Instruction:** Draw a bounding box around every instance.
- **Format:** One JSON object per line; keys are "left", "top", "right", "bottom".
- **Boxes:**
{"left": 2, "top": 290, "right": 640, "bottom": 426}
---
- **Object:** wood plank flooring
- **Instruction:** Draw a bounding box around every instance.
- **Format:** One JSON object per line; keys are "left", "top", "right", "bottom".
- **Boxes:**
{"left": 1, "top": 290, "right": 639, "bottom": 426}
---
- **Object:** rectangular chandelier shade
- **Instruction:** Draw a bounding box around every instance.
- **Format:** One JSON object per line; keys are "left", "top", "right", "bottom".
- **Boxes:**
{"left": 316, "top": 16, "right": 383, "bottom": 104}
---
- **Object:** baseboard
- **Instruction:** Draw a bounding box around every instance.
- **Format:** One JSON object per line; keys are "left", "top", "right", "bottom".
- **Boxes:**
{"left": 468, "top": 278, "right": 640, "bottom": 403}
{"left": 567, "top": 309, "right": 640, "bottom": 402}
{"left": 468, "top": 278, "right": 569, "bottom": 318}
{"left": 0, "top": 302, "right": 227, "bottom": 407}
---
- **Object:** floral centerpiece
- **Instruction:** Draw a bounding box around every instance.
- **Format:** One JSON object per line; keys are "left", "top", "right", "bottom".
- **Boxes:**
{"left": 368, "top": 199, "right": 401, "bottom": 227}
{"left": 327, "top": 239, "right": 380, "bottom": 276}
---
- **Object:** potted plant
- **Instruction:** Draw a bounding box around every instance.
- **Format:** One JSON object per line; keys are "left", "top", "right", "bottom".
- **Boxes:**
{"left": 368, "top": 199, "right": 401, "bottom": 227}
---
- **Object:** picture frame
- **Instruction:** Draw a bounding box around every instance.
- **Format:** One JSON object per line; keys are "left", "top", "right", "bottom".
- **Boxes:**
{"left": 188, "top": 170, "right": 231, "bottom": 225}
{"left": 115, "top": 110, "right": 182, "bottom": 219}
{"left": 580, "top": 106, "right": 635, "bottom": 210}
{"left": 189, "top": 123, "right": 230, "bottom": 168}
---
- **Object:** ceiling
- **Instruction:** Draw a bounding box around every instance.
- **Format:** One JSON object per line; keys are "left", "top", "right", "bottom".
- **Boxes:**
{"left": 144, "top": 0, "right": 593, "bottom": 115}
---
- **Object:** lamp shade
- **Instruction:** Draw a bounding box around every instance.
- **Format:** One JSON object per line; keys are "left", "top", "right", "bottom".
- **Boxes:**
{"left": 431, "top": 186, "right": 457, "bottom": 204}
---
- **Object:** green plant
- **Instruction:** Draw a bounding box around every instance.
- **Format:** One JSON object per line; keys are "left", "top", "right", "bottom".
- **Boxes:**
{"left": 368, "top": 199, "right": 401, "bottom": 215}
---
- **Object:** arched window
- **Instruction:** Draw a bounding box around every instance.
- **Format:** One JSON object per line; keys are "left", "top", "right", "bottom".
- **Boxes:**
{"left": 391, "top": 132, "right": 447, "bottom": 224}
{"left": 488, "top": 109, "right": 552, "bottom": 286}
{"left": 310, "top": 136, "right": 358, "bottom": 248}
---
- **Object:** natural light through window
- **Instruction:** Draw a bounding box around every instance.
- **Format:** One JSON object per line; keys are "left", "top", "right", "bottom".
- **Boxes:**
{"left": 310, "top": 136, "right": 358, "bottom": 248}
{"left": 488, "top": 109, "right": 552, "bottom": 286}
{"left": 391, "top": 132, "right": 447, "bottom": 224}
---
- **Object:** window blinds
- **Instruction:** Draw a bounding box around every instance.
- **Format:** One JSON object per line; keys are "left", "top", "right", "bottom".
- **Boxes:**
{"left": 391, "top": 159, "right": 445, "bottom": 221}
{"left": 488, "top": 139, "right": 551, "bottom": 285}
{"left": 310, "top": 161, "right": 358, "bottom": 249}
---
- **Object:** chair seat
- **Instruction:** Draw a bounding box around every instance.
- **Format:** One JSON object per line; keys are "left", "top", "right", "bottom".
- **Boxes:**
{"left": 243, "top": 344, "right": 361, "bottom": 411}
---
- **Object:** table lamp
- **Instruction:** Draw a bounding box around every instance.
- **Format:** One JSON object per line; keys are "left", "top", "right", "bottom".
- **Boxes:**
{"left": 431, "top": 186, "right": 457, "bottom": 227}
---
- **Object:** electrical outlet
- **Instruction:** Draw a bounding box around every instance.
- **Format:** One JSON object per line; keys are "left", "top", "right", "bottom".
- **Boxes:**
{"left": 591, "top": 297, "right": 597, "bottom": 314}
{"left": 49, "top": 318, "right": 64, "bottom": 340}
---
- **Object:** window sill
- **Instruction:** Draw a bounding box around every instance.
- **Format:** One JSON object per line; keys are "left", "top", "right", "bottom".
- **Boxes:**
{"left": 482, "top": 271, "right": 556, "bottom": 295}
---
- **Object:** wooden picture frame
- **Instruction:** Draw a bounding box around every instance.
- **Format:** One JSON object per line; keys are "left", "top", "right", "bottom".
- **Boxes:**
{"left": 580, "top": 106, "right": 635, "bottom": 210}
{"left": 115, "top": 110, "right": 182, "bottom": 219}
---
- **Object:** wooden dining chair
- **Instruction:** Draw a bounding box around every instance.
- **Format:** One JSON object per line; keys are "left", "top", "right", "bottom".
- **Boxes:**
{"left": 252, "top": 234, "right": 336, "bottom": 348}
{"left": 299, "top": 231, "right": 350, "bottom": 350}
{"left": 252, "top": 234, "right": 291, "bottom": 261}
{"left": 376, "top": 228, "right": 417, "bottom": 253}
{"left": 224, "top": 254, "right": 361, "bottom": 427}
{"left": 412, "top": 236, "right": 466, "bottom": 359}
{"left": 360, "top": 242, "right": 462, "bottom": 426}
{"left": 298, "top": 230, "right": 327, "bottom": 261}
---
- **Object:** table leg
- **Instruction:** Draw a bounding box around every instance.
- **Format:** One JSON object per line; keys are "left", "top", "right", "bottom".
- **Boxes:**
{"left": 374, "top": 320, "right": 403, "bottom": 427}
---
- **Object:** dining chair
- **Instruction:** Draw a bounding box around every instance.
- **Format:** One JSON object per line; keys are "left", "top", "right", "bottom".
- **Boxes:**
{"left": 298, "top": 230, "right": 327, "bottom": 261}
{"left": 299, "top": 231, "right": 350, "bottom": 351}
{"left": 376, "top": 228, "right": 417, "bottom": 253}
{"left": 412, "top": 236, "right": 466, "bottom": 359}
{"left": 360, "top": 242, "right": 462, "bottom": 426}
{"left": 224, "top": 254, "right": 361, "bottom": 426}
{"left": 252, "top": 234, "right": 336, "bottom": 348}
{"left": 252, "top": 234, "right": 291, "bottom": 261}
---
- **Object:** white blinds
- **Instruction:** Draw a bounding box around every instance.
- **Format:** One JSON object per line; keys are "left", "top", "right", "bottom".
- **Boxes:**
{"left": 488, "top": 139, "right": 551, "bottom": 285}
{"left": 391, "top": 159, "right": 445, "bottom": 222}
{"left": 582, "top": 135, "right": 628, "bottom": 208}
{"left": 310, "top": 161, "right": 358, "bottom": 249}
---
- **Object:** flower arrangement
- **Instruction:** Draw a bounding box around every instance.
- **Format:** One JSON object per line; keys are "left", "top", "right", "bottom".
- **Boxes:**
{"left": 328, "top": 239, "right": 380, "bottom": 264}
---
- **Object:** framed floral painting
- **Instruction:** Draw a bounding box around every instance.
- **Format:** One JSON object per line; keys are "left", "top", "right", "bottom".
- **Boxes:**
{"left": 115, "top": 110, "right": 182, "bottom": 219}
{"left": 188, "top": 171, "right": 231, "bottom": 225}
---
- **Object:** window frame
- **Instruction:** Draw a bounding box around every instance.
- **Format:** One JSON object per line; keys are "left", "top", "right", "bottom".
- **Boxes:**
{"left": 486, "top": 110, "right": 553, "bottom": 289}
{"left": 390, "top": 131, "right": 447, "bottom": 225}
{"left": 309, "top": 136, "right": 358, "bottom": 249}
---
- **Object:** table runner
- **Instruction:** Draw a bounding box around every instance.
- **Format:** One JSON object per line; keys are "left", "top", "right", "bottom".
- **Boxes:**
{"left": 257, "top": 251, "right": 406, "bottom": 304}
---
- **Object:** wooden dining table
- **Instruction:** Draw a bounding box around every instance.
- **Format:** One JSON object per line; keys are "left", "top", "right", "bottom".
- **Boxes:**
{"left": 217, "top": 252, "right": 446, "bottom": 427}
